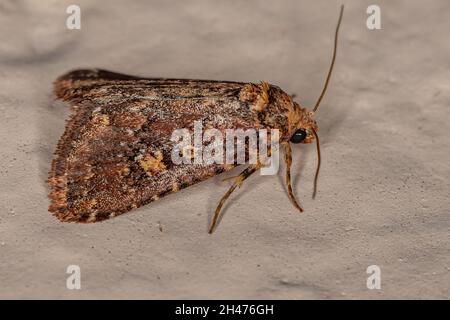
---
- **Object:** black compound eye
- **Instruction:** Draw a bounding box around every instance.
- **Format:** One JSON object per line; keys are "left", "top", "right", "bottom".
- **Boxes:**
{"left": 290, "top": 129, "right": 308, "bottom": 143}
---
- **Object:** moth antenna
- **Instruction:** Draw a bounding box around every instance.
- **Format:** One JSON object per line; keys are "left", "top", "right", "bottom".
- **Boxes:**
{"left": 312, "top": 128, "right": 321, "bottom": 199}
{"left": 313, "top": 5, "right": 344, "bottom": 112}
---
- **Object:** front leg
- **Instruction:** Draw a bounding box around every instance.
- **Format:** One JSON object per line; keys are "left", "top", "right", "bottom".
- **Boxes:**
{"left": 209, "top": 163, "right": 262, "bottom": 234}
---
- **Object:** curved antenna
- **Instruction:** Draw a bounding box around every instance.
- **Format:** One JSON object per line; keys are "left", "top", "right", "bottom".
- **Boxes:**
{"left": 313, "top": 5, "right": 344, "bottom": 112}
{"left": 311, "top": 128, "right": 321, "bottom": 199}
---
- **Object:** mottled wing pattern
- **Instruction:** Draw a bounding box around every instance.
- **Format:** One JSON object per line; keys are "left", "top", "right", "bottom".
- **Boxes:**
{"left": 49, "top": 69, "right": 263, "bottom": 222}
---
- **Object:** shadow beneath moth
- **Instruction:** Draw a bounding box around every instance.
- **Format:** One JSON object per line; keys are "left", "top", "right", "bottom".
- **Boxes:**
{"left": 48, "top": 6, "right": 344, "bottom": 233}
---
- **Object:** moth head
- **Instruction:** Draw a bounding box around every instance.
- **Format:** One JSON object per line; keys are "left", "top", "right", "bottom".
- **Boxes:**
{"left": 288, "top": 103, "right": 318, "bottom": 145}
{"left": 285, "top": 100, "right": 322, "bottom": 200}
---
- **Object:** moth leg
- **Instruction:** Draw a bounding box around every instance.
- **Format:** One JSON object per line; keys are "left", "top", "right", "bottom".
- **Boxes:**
{"left": 283, "top": 142, "right": 304, "bottom": 212}
{"left": 221, "top": 175, "right": 239, "bottom": 183}
{"left": 209, "top": 164, "right": 262, "bottom": 234}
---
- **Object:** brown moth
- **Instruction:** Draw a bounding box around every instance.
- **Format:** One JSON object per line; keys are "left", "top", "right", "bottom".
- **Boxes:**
{"left": 48, "top": 6, "right": 344, "bottom": 233}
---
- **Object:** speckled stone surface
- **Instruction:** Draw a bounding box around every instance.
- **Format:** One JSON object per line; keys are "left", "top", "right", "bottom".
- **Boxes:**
{"left": 0, "top": 0, "right": 448, "bottom": 298}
